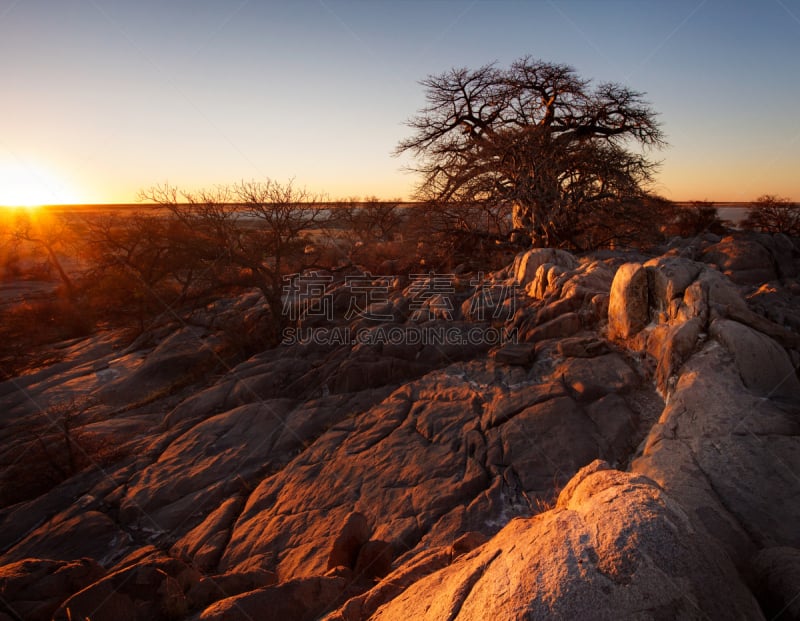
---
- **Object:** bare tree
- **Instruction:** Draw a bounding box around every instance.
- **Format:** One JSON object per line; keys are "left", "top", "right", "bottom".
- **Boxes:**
{"left": 396, "top": 56, "right": 666, "bottom": 248}
{"left": 79, "top": 212, "right": 205, "bottom": 330}
{"left": 139, "top": 179, "right": 329, "bottom": 343}
{"left": 343, "top": 196, "right": 403, "bottom": 243}
{"left": 669, "top": 200, "right": 725, "bottom": 238}
{"left": 10, "top": 210, "right": 76, "bottom": 295}
{"left": 0, "top": 212, "right": 22, "bottom": 279}
{"left": 333, "top": 196, "right": 403, "bottom": 259}
{"left": 743, "top": 195, "right": 800, "bottom": 236}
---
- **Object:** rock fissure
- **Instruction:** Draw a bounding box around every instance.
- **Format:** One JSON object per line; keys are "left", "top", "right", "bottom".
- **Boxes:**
{"left": 445, "top": 548, "right": 503, "bottom": 621}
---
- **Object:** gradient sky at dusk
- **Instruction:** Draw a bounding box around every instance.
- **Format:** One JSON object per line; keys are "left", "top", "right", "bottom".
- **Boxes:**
{"left": 1, "top": 0, "right": 799, "bottom": 205}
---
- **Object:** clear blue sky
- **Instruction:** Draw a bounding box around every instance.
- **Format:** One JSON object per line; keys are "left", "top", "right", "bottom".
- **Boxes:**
{"left": 1, "top": 0, "right": 799, "bottom": 205}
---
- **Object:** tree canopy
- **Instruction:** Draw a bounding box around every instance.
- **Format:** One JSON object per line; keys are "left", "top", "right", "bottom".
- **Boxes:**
{"left": 396, "top": 56, "right": 666, "bottom": 248}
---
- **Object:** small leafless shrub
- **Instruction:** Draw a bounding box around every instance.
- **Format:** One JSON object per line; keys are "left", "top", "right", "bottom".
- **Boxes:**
{"left": 743, "top": 194, "right": 800, "bottom": 236}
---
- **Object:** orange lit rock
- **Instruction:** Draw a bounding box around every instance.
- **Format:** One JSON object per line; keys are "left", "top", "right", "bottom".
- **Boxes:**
{"left": 512, "top": 248, "right": 578, "bottom": 287}
{"left": 363, "top": 462, "right": 762, "bottom": 620}
{"left": 702, "top": 236, "right": 777, "bottom": 285}
{"left": 556, "top": 353, "right": 640, "bottom": 402}
{"left": 608, "top": 262, "right": 649, "bottom": 340}
{"left": 198, "top": 575, "right": 347, "bottom": 621}
{"left": 53, "top": 559, "right": 192, "bottom": 621}
{"left": 186, "top": 570, "right": 277, "bottom": 610}
{"left": 0, "top": 557, "right": 105, "bottom": 621}
{"left": 171, "top": 495, "right": 244, "bottom": 572}
{"left": 3, "top": 232, "right": 798, "bottom": 620}
{"left": 633, "top": 343, "right": 800, "bottom": 566}
{"left": 493, "top": 342, "right": 535, "bottom": 366}
{"left": 327, "top": 512, "right": 370, "bottom": 571}
{"left": 644, "top": 256, "right": 703, "bottom": 314}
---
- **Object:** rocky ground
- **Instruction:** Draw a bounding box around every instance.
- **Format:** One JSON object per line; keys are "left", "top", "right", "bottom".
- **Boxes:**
{"left": 1, "top": 231, "right": 799, "bottom": 620}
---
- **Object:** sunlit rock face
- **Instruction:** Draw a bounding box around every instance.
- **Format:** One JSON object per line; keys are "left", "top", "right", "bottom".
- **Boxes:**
{"left": 607, "top": 262, "right": 649, "bottom": 340}
{"left": 343, "top": 462, "right": 762, "bottom": 621}
{"left": 1, "top": 232, "right": 798, "bottom": 620}
{"left": 512, "top": 248, "right": 578, "bottom": 287}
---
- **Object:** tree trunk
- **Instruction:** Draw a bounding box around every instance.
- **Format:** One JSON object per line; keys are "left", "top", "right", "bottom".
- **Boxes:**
{"left": 257, "top": 285, "right": 287, "bottom": 347}
{"left": 43, "top": 244, "right": 75, "bottom": 297}
{"left": 512, "top": 202, "right": 532, "bottom": 233}
{"left": 512, "top": 201, "right": 555, "bottom": 247}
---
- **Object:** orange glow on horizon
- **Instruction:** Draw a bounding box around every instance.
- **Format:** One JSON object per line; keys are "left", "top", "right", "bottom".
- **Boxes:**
{"left": 0, "top": 164, "right": 795, "bottom": 208}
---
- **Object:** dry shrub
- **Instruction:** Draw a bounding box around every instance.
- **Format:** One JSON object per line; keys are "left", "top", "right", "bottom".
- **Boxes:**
{"left": 666, "top": 200, "right": 726, "bottom": 238}
{"left": 743, "top": 195, "right": 800, "bottom": 236}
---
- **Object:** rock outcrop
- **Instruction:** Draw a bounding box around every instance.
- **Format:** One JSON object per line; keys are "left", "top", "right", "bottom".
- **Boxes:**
{"left": 337, "top": 461, "right": 762, "bottom": 621}
{"left": 1, "top": 232, "right": 798, "bottom": 620}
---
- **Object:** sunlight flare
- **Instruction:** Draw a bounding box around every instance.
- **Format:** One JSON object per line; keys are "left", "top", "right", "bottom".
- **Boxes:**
{"left": 0, "top": 161, "right": 82, "bottom": 208}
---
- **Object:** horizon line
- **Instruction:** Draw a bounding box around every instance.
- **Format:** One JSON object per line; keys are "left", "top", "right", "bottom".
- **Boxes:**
{"left": 0, "top": 199, "right": 778, "bottom": 209}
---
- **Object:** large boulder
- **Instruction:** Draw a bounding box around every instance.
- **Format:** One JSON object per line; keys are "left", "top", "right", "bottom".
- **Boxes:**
{"left": 753, "top": 232, "right": 799, "bottom": 279}
{"left": 608, "top": 263, "right": 649, "bottom": 340}
{"left": 634, "top": 343, "right": 800, "bottom": 565}
{"left": 649, "top": 317, "right": 703, "bottom": 395}
{"left": 702, "top": 236, "right": 777, "bottom": 285}
{"left": 710, "top": 318, "right": 800, "bottom": 399}
{"left": 644, "top": 256, "right": 703, "bottom": 315}
{"left": 523, "top": 311, "right": 582, "bottom": 342}
{"left": 364, "top": 462, "right": 763, "bottom": 620}
{"left": 492, "top": 343, "right": 535, "bottom": 366}
{"left": 697, "top": 267, "right": 749, "bottom": 316}
{"left": 555, "top": 353, "right": 640, "bottom": 402}
{"left": 512, "top": 249, "right": 578, "bottom": 287}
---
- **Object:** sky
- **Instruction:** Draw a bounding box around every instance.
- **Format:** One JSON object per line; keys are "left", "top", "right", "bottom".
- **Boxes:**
{"left": 1, "top": 0, "right": 799, "bottom": 206}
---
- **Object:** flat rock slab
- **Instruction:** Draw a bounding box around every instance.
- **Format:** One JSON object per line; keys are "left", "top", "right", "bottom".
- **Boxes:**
{"left": 556, "top": 353, "right": 640, "bottom": 401}
{"left": 493, "top": 343, "right": 535, "bottom": 366}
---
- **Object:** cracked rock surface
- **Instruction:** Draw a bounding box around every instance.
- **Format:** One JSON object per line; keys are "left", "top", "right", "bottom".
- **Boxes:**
{"left": 1, "top": 231, "right": 798, "bottom": 620}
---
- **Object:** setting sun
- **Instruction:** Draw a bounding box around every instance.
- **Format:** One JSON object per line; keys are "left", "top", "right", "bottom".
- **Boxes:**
{"left": 0, "top": 161, "right": 82, "bottom": 208}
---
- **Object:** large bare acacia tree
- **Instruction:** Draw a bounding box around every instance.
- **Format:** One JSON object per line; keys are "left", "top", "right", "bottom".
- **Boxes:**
{"left": 396, "top": 56, "right": 666, "bottom": 248}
